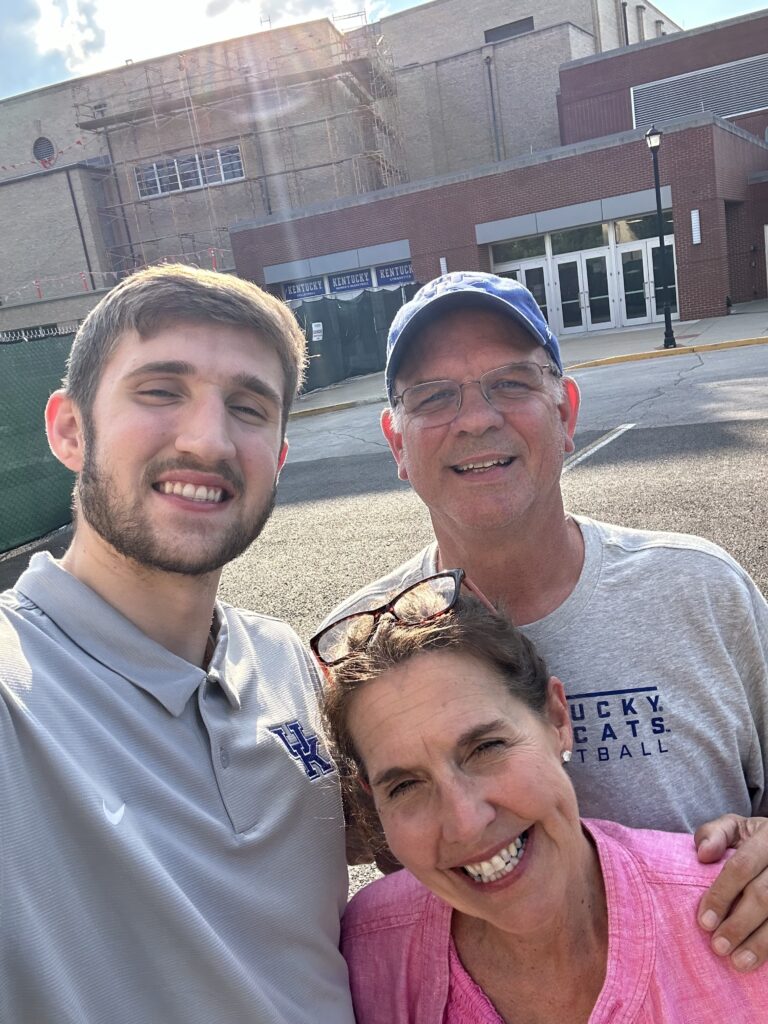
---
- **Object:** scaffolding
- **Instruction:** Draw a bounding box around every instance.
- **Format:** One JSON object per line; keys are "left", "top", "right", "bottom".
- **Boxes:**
{"left": 70, "top": 19, "right": 407, "bottom": 276}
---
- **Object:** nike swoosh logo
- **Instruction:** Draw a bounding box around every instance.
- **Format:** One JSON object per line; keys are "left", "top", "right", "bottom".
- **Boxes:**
{"left": 102, "top": 800, "right": 126, "bottom": 826}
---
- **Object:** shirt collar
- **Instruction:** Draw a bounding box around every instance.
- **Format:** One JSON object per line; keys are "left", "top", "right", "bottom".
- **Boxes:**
{"left": 15, "top": 552, "right": 233, "bottom": 716}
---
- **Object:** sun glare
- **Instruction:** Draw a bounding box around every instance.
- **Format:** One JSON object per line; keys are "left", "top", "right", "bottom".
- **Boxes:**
{"left": 25, "top": 0, "right": 370, "bottom": 78}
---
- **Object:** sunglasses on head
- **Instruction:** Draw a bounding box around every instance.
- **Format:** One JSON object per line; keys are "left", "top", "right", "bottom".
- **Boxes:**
{"left": 310, "top": 568, "right": 496, "bottom": 668}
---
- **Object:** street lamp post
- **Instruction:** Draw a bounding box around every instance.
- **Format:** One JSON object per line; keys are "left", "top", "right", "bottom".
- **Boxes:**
{"left": 645, "top": 125, "right": 676, "bottom": 348}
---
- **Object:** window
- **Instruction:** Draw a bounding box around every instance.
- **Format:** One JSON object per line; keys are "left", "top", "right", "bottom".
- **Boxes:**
{"left": 484, "top": 17, "right": 534, "bottom": 44}
{"left": 615, "top": 212, "right": 673, "bottom": 243}
{"left": 550, "top": 223, "right": 608, "bottom": 255}
{"left": 134, "top": 144, "right": 245, "bottom": 198}
{"left": 491, "top": 235, "right": 546, "bottom": 263}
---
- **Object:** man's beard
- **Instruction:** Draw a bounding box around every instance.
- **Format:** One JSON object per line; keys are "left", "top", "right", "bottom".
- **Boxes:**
{"left": 76, "top": 423, "right": 278, "bottom": 577}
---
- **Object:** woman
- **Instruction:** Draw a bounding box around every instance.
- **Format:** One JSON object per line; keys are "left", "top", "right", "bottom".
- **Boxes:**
{"left": 315, "top": 570, "right": 767, "bottom": 1023}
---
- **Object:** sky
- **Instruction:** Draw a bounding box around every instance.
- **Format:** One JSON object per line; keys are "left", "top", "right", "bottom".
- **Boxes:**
{"left": 0, "top": 0, "right": 765, "bottom": 102}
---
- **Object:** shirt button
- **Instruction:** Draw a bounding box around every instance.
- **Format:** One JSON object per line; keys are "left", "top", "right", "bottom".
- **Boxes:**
{"left": 220, "top": 747, "right": 230, "bottom": 769}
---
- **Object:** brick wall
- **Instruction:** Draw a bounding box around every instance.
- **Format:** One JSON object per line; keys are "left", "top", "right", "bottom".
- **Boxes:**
{"left": 0, "top": 168, "right": 107, "bottom": 310}
{"left": 232, "top": 119, "right": 768, "bottom": 321}
{"left": 372, "top": 0, "right": 595, "bottom": 69}
{"left": 0, "top": 18, "right": 404, "bottom": 319}
{"left": 559, "top": 11, "right": 768, "bottom": 143}
{"left": 393, "top": 21, "right": 595, "bottom": 180}
{"left": 597, "top": 0, "right": 679, "bottom": 49}
{"left": 731, "top": 112, "right": 768, "bottom": 143}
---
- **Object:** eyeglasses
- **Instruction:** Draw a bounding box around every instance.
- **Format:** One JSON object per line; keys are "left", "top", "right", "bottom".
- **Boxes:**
{"left": 392, "top": 360, "right": 561, "bottom": 427}
{"left": 310, "top": 569, "right": 496, "bottom": 667}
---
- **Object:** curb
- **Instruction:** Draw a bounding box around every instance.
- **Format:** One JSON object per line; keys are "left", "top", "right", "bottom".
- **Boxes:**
{"left": 566, "top": 335, "right": 768, "bottom": 371}
{"left": 288, "top": 335, "right": 768, "bottom": 419}
{"left": 289, "top": 394, "right": 386, "bottom": 420}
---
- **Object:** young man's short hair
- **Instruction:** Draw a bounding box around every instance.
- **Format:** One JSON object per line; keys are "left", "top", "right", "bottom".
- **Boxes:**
{"left": 64, "top": 264, "right": 307, "bottom": 433}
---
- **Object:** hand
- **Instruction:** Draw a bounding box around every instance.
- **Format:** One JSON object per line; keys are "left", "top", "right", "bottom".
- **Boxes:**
{"left": 695, "top": 814, "right": 768, "bottom": 972}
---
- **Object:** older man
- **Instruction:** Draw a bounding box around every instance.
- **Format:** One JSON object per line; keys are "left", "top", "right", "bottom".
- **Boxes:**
{"left": 318, "top": 271, "right": 768, "bottom": 972}
{"left": 1, "top": 266, "right": 355, "bottom": 1024}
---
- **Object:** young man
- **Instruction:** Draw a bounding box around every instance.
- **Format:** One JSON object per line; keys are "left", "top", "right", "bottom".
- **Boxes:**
{"left": 1, "top": 266, "right": 355, "bottom": 1024}
{"left": 318, "top": 270, "right": 768, "bottom": 972}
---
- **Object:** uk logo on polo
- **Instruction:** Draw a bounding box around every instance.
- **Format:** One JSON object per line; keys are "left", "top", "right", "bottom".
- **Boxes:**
{"left": 269, "top": 720, "right": 335, "bottom": 780}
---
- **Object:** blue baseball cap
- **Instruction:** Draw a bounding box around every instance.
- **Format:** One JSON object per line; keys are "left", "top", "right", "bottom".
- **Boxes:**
{"left": 385, "top": 271, "right": 563, "bottom": 403}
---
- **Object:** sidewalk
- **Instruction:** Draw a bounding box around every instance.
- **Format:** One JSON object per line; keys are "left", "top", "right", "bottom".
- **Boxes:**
{"left": 290, "top": 299, "right": 768, "bottom": 419}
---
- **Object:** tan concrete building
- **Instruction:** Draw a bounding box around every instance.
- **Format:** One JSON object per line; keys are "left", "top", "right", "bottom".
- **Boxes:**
{"left": 0, "top": 19, "right": 403, "bottom": 333}
{"left": 0, "top": 0, "right": 677, "bottom": 335}
{"left": 352, "top": 0, "right": 678, "bottom": 179}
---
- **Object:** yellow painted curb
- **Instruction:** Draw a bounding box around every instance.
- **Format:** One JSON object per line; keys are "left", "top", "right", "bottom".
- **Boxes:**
{"left": 288, "top": 335, "right": 768, "bottom": 418}
{"left": 567, "top": 335, "right": 768, "bottom": 371}
{"left": 289, "top": 395, "right": 386, "bottom": 420}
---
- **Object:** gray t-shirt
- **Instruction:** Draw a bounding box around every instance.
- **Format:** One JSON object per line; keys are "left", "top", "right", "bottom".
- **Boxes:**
{"left": 1, "top": 553, "right": 355, "bottom": 1024}
{"left": 320, "top": 517, "right": 768, "bottom": 832}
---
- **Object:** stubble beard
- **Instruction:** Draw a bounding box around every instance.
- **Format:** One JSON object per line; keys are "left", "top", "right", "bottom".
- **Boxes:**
{"left": 75, "top": 419, "right": 278, "bottom": 577}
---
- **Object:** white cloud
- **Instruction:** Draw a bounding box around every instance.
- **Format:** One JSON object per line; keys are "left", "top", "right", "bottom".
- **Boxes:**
{"left": 29, "top": 0, "right": 104, "bottom": 67}
{"left": 23, "top": 0, "right": 385, "bottom": 80}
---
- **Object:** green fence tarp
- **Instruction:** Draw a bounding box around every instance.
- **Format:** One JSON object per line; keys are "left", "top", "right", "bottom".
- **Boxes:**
{"left": 294, "top": 286, "right": 418, "bottom": 391}
{"left": 1, "top": 335, "right": 74, "bottom": 554}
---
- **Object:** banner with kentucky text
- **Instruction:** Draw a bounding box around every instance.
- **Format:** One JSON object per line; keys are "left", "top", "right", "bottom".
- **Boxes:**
{"left": 328, "top": 269, "right": 373, "bottom": 293}
{"left": 375, "top": 261, "right": 414, "bottom": 286}
{"left": 283, "top": 278, "right": 325, "bottom": 300}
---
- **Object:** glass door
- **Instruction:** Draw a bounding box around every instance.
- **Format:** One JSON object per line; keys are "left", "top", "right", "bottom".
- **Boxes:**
{"left": 520, "top": 263, "right": 551, "bottom": 324}
{"left": 554, "top": 258, "right": 583, "bottom": 331}
{"left": 650, "top": 240, "right": 678, "bottom": 319}
{"left": 554, "top": 252, "right": 615, "bottom": 334}
{"left": 618, "top": 245, "right": 651, "bottom": 325}
{"left": 616, "top": 239, "right": 677, "bottom": 327}
{"left": 498, "top": 261, "right": 552, "bottom": 324}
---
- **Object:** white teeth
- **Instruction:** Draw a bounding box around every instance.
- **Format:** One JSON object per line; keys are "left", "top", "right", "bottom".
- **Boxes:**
{"left": 462, "top": 832, "right": 528, "bottom": 884}
{"left": 456, "top": 458, "right": 511, "bottom": 473}
{"left": 157, "top": 482, "right": 224, "bottom": 503}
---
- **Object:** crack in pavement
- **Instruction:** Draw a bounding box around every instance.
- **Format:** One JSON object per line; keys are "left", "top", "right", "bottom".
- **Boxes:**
{"left": 620, "top": 353, "right": 704, "bottom": 420}
{"left": 672, "top": 352, "right": 704, "bottom": 384}
{"left": 328, "top": 430, "right": 390, "bottom": 449}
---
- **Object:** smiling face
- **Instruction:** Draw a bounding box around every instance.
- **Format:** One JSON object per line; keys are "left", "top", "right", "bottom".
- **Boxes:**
{"left": 55, "top": 320, "right": 287, "bottom": 577}
{"left": 381, "top": 308, "right": 579, "bottom": 540}
{"left": 347, "top": 648, "right": 585, "bottom": 938}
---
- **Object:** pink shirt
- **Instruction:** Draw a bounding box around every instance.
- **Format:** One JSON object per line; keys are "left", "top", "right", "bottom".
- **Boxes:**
{"left": 341, "top": 820, "right": 768, "bottom": 1023}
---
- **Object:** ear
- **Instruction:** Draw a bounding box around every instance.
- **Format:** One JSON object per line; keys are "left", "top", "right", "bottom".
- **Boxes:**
{"left": 558, "top": 377, "right": 581, "bottom": 455}
{"left": 45, "top": 390, "right": 85, "bottom": 473}
{"left": 380, "top": 407, "right": 409, "bottom": 482}
{"left": 545, "top": 677, "right": 573, "bottom": 754}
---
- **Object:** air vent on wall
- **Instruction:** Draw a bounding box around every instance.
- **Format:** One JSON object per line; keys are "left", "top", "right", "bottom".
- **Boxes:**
{"left": 632, "top": 53, "right": 768, "bottom": 128}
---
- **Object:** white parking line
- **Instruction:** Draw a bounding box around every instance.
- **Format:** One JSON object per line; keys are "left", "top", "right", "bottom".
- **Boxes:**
{"left": 563, "top": 423, "right": 636, "bottom": 473}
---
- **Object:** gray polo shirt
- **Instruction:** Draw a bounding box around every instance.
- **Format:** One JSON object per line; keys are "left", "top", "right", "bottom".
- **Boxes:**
{"left": 1, "top": 553, "right": 354, "bottom": 1024}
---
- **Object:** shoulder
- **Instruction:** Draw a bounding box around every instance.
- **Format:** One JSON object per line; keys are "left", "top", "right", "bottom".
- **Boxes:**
{"left": 587, "top": 818, "right": 722, "bottom": 889}
{"left": 317, "top": 545, "right": 438, "bottom": 631}
{"left": 218, "top": 604, "right": 320, "bottom": 686}
{"left": 221, "top": 602, "right": 304, "bottom": 642}
{"left": 579, "top": 516, "right": 762, "bottom": 594}
{"left": 342, "top": 870, "right": 435, "bottom": 941}
{"left": 0, "top": 584, "right": 46, "bottom": 689}
{"left": 581, "top": 516, "right": 745, "bottom": 567}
